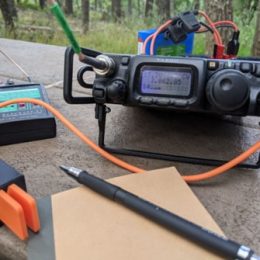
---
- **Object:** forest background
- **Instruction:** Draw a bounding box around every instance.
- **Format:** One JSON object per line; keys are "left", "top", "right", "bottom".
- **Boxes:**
{"left": 1, "top": 0, "right": 260, "bottom": 57}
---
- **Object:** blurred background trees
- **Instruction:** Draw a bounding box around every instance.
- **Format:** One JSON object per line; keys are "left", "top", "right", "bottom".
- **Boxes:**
{"left": 82, "top": 0, "right": 89, "bottom": 32}
{"left": 0, "top": 0, "right": 260, "bottom": 56}
{"left": 39, "top": 0, "right": 46, "bottom": 9}
{"left": 252, "top": 0, "right": 260, "bottom": 55}
{"left": 204, "top": 0, "right": 233, "bottom": 54}
{"left": 0, "top": 0, "right": 17, "bottom": 31}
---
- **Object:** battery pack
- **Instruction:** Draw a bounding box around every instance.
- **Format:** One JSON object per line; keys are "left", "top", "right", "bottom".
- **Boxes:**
{"left": 0, "top": 83, "right": 56, "bottom": 146}
{"left": 138, "top": 28, "right": 194, "bottom": 56}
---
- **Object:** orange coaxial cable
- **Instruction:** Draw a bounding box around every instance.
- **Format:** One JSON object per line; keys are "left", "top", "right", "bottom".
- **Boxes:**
{"left": 0, "top": 98, "right": 143, "bottom": 173}
{"left": 1, "top": 98, "right": 259, "bottom": 183}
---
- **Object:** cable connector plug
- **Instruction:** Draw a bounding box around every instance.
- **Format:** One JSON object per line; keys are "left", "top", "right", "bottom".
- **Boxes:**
{"left": 165, "top": 11, "right": 200, "bottom": 44}
{"left": 213, "top": 44, "right": 225, "bottom": 59}
{"left": 79, "top": 53, "right": 115, "bottom": 76}
{"left": 227, "top": 30, "right": 240, "bottom": 56}
{"left": 179, "top": 11, "right": 201, "bottom": 33}
{"left": 92, "top": 55, "right": 116, "bottom": 76}
{"left": 164, "top": 20, "right": 187, "bottom": 44}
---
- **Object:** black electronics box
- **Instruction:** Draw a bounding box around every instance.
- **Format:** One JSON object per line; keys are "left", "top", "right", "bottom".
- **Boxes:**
{"left": 0, "top": 159, "right": 26, "bottom": 227}
{"left": 0, "top": 83, "right": 56, "bottom": 145}
{"left": 0, "top": 159, "right": 26, "bottom": 192}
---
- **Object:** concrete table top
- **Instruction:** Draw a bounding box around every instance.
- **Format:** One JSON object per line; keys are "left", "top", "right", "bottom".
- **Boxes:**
{"left": 0, "top": 38, "right": 259, "bottom": 259}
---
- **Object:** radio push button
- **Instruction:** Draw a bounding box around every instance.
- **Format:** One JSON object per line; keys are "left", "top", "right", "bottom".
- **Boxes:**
{"left": 224, "top": 61, "right": 235, "bottom": 69}
{"left": 156, "top": 98, "right": 170, "bottom": 106}
{"left": 235, "top": 63, "right": 241, "bottom": 70}
{"left": 253, "top": 64, "right": 260, "bottom": 77}
{"left": 140, "top": 97, "right": 154, "bottom": 105}
{"left": 240, "top": 63, "right": 253, "bottom": 73}
{"left": 207, "top": 61, "right": 219, "bottom": 70}
{"left": 121, "top": 56, "right": 130, "bottom": 66}
{"left": 174, "top": 100, "right": 188, "bottom": 107}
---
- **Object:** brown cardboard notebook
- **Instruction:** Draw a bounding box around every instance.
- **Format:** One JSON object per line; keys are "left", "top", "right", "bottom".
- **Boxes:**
{"left": 50, "top": 167, "right": 224, "bottom": 260}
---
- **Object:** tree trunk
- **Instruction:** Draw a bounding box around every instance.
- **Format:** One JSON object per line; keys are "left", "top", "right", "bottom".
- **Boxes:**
{"left": 98, "top": 0, "right": 102, "bottom": 10}
{"left": 145, "top": 0, "right": 153, "bottom": 17}
{"left": 65, "top": 0, "right": 73, "bottom": 14}
{"left": 156, "top": 0, "right": 170, "bottom": 21}
{"left": 137, "top": 0, "right": 140, "bottom": 16}
{"left": 39, "top": 0, "right": 46, "bottom": 9}
{"left": 111, "top": 0, "right": 121, "bottom": 22}
{"left": 171, "top": 0, "right": 175, "bottom": 16}
{"left": 82, "top": 0, "right": 89, "bottom": 33}
{"left": 252, "top": 0, "right": 260, "bottom": 55}
{"left": 9, "top": 0, "right": 17, "bottom": 18}
{"left": 205, "top": 0, "right": 233, "bottom": 55}
{"left": 194, "top": 0, "right": 200, "bottom": 10}
{"left": 128, "top": 0, "right": 132, "bottom": 16}
{"left": 241, "top": 0, "right": 258, "bottom": 25}
{"left": 0, "top": 0, "right": 17, "bottom": 31}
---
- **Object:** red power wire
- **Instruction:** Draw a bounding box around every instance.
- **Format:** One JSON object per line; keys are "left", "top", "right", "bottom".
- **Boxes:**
{"left": 148, "top": 11, "right": 228, "bottom": 56}
{"left": 198, "top": 21, "right": 239, "bottom": 33}
{"left": 150, "top": 19, "right": 173, "bottom": 55}
{"left": 142, "top": 34, "right": 153, "bottom": 54}
{"left": 198, "top": 11, "right": 222, "bottom": 45}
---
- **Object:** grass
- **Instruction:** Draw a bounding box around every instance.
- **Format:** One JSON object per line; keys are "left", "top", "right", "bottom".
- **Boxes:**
{"left": 0, "top": 9, "right": 142, "bottom": 54}
{"left": 0, "top": 7, "right": 257, "bottom": 57}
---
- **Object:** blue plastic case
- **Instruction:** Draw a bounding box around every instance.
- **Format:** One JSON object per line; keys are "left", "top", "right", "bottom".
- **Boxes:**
{"left": 138, "top": 28, "right": 194, "bottom": 56}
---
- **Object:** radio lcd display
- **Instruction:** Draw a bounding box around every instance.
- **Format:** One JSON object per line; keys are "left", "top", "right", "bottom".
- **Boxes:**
{"left": 140, "top": 66, "right": 192, "bottom": 97}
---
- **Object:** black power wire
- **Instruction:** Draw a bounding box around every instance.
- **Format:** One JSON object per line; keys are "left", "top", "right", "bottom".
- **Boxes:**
{"left": 196, "top": 22, "right": 234, "bottom": 34}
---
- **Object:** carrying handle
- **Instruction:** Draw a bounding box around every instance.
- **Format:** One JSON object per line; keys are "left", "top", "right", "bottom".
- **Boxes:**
{"left": 77, "top": 66, "right": 95, "bottom": 89}
{"left": 63, "top": 47, "right": 101, "bottom": 104}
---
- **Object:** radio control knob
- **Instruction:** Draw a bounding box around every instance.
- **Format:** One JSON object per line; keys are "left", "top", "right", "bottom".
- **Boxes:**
{"left": 206, "top": 69, "right": 249, "bottom": 112}
{"left": 107, "top": 80, "right": 127, "bottom": 104}
{"left": 253, "top": 64, "right": 260, "bottom": 77}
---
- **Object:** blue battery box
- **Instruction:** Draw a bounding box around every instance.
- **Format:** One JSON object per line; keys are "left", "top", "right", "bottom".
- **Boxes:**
{"left": 138, "top": 28, "right": 194, "bottom": 56}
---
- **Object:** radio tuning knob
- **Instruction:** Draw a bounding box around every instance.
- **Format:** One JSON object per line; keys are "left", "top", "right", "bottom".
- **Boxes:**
{"left": 107, "top": 80, "right": 127, "bottom": 104}
{"left": 206, "top": 69, "right": 249, "bottom": 112}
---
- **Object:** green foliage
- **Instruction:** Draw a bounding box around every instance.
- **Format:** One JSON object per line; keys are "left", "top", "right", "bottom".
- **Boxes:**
{"left": 17, "top": 0, "right": 40, "bottom": 10}
{"left": 234, "top": 0, "right": 258, "bottom": 25}
{"left": 81, "top": 23, "right": 136, "bottom": 53}
{"left": 0, "top": 1, "right": 257, "bottom": 57}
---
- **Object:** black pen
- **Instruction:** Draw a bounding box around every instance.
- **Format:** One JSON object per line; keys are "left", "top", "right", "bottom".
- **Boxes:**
{"left": 60, "top": 165, "right": 260, "bottom": 260}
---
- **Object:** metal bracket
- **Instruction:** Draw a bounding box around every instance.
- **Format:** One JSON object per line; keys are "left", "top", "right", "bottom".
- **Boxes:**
{"left": 95, "top": 103, "right": 260, "bottom": 169}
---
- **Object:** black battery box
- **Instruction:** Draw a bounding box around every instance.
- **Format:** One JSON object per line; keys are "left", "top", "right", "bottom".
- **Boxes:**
{"left": 0, "top": 159, "right": 26, "bottom": 226}
{"left": 0, "top": 83, "right": 56, "bottom": 145}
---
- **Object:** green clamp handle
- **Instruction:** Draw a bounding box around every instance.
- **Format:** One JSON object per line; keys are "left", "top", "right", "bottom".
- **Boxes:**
{"left": 50, "top": 2, "right": 81, "bottom": 54}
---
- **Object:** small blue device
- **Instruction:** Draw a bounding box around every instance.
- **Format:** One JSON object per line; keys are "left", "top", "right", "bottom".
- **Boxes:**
{"left": 138, "top": 28, "right": 194, "bottom": 56}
